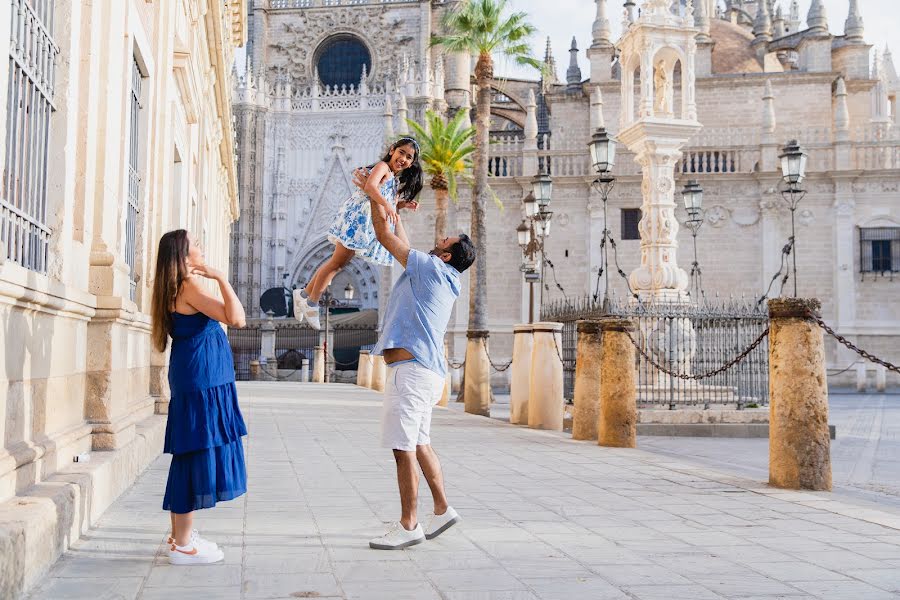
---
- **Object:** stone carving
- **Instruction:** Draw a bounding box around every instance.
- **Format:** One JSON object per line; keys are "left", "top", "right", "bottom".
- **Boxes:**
{"left": 654, "top": 60, "right": 671, "bottom": 114}
{"left": 706, "top": 205, "right": 729, "bottom": 227}
{"left": 731, "top": 206, "right": 760, "bottom": 226}
{"left": 797, "top": 208, "right": 814, "bottom": 227}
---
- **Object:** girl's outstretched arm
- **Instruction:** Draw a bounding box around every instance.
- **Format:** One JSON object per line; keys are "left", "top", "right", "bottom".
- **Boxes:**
{"left": 362, "top": 162, "right": 398, "bottom": 224}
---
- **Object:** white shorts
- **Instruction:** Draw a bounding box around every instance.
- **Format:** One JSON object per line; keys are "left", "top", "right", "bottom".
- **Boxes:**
{"left": 381, "top": 361, "right": 445, "bottom": 451}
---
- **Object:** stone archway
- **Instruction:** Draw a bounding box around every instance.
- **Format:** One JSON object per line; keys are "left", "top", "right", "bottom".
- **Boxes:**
{"left": 291, "top": 238, "right": 381, "bottom": 310}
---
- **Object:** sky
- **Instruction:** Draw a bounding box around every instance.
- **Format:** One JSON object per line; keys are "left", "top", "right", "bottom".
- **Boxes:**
{"left": 494, "top": 0, "right": 899, "bottom": 79}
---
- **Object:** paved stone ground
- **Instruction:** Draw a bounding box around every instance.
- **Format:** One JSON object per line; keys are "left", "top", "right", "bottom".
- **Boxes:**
{"left": 27, "top": 382, "right": 900, "bottom": 600}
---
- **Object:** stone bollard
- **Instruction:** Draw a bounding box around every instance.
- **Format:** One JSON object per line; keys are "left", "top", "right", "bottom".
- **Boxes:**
{"left": 572, "top": 321, "right": 603, "bottom": 441}
{"left": 855, "top": 362, "right": 868, "bottom": 392}
{"left": 875, "top": 364, "right": 886, "bottom": 393}
{"left": 598, "top": 318, "right": 637, "bottom": 448}
{"left": 357, "top": 350, "right": 373, "bottom": 388}
{"left": 528, "top": 322, "right": 564, "bottom": 431}
{"left": 300, "top": 358, "right": 309, "bottom": 383}
{"left": 438, "top": 342, "right": 451, "bottom": 407}
{"left": 464, "top": 331, "right": 492, "bottom": 416}
{"left": 767, "top": 298, "right": 832, "bottom": 491}
{"left": 249, "top": 360, "right": 261, "bottom": 381}
{"left": 371, "top": 354, "right": 387, "bottom": 392}
{"left": 509, "top": 324, "right": 534, "bottom": 425}
{"left": 312, "top": 346, "right": 325, "bottom": 383}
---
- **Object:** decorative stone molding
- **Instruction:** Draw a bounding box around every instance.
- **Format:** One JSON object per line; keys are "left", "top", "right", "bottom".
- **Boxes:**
{"left": 706, "top": 205, "right": 729, "bottom": 227}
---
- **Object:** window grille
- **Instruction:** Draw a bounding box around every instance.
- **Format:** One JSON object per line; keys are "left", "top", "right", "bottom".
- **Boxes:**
{"left": 2, "top": 0, "right": 58, "bottom": 272}
{"left": 859, "top": 227, "right": 900, "bottom": 276}
{"left": 621, "top": 208, "right": 642, "bottom": 240}
{"left": 126, "top": 56, "right": 143, "bottom": 299}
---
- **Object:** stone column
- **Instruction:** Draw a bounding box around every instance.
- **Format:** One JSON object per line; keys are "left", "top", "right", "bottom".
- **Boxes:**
{"left": 855, "top": 362, "right": 868, "bottom": 392}
{"left": 438, "top": 342, "right": 451, "bottom": 407}
{"left": 509, "top": 324, "right": 534, "bottom": 425}
{"left": 357, "top": 350, "right": 372, "bottom": 388}
{"left": 300, "top": 358, "right": 310, "bottom": 383}
{"left": 528, "top": 323, "right": 564, "bottom": 431}
{"left": 875, "top": 365, "right": 887, "bottom": 392}
{"left": 249, "top": 360, "right": 261, "bottom": 381}
{"left": 464, "top": 331, "right": 492, "bottom": 416}
{"left": 598, "top": 318, "right": 637, "bottom": 448}
{"left": 573, "top": 321, "right": 603, "bottom": 441}
{"left": 371, "top": 354, "right": 387, "bottom": 392}
{"left": 312, "top": 345, "right": 325, "bottom": 383}
{"left": 260, "top": 317, "right": 276, "bottom": 364}
{"left": 767, "top": 298, "right": 832, "bottom": 491}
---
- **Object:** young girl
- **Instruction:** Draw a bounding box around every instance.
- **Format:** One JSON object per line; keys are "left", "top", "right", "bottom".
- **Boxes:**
{"left": 294, "top": 137, "right": 424, "bottom": 328}
{"left": 150, "top": 229, "right": 248, "bottom": 565}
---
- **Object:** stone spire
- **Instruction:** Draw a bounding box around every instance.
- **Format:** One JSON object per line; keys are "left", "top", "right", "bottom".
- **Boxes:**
{"left": 524, "top": 89, "right": 538, "bottom": 141}
{"left": 592, "top": 0, "right": 612, "bottom": 46}
{"left": 383, "top": 94, "right": 395, "bottom": 141}
{"left": 566, "top": 37, "right": 582, "bottom": 88}
{"left": 762, "top": 79, "right": 776, "bottom": 140}
{"left": 753, "top": 0, "right": 773, "bottom": 43}
{"left": 773, "top": 4, "right": 786, "bottom": 38}
{"left": 590, "top": 85, "right": 605, "bottom": 130}
{"left": 872, "top": 50, "right": 891, "bottom": 123}
{"left": 397, "top": 93, "right": 409, "bottom": 134}
{"left": 834, "top": 77, "right": 850, "bottom": 140}
{"left": 788, "top": 0, "right": 801, "bottom": 33}
{"left": 624, "top": 0, "right": 637, "bottom": 25}
{"left": 695, "top": 0, "right": 711, "bottom": 42}
{"left": 543, "top": 37, "right": 559, "bottom": 85}
{"left": 884, "top": 45, "right": 898, "bottom": 81}
{"left": 844, "top": 0, "right": 864, "bottom": 42}
{"left": 806, "top": 0, "right": 828, "bottom": 34}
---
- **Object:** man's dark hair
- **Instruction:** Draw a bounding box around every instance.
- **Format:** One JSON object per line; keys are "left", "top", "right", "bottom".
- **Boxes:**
{"left": 448, "top": 234, "right": 476, "bottom": 273}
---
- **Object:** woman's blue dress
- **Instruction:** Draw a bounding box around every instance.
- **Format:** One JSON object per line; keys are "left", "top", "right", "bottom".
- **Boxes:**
{"left": 327, "top": 174, "right": 398, "bottom": 266}
{"left": 163, "top": 312, "right": 247, "bottom": 514}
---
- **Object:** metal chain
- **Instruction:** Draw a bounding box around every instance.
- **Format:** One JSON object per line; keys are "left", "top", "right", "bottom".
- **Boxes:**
{"left": 481, "top": 337, "right": 512, "bottom": 372}
{"left": 808, "top": 314, "right": 900, "bottom": 374}
{"left": 448, "top": 359, "right": 465, "bottom": 370}
{"left": 623, "top": 327, "right": 770, "bottom": 380}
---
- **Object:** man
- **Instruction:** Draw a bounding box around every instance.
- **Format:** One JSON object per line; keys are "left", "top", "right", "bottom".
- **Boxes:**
{"left": 354, "top": 169, "right": 476, "bottom": 550}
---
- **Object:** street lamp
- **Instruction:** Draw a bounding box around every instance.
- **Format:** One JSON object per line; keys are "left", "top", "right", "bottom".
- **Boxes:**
{"left": 518, "top": 173, "right": 553, "bottom": 323}
{"left": 587, "top": 126, "right": 617, "bottom": 310}
{"left": 778, "top": 139, "right": 807, "bottom": 297}
{"left": 531, "top": 172, "right": 553, "bottom": 210}
{"left": 681, "top": 179, "right": 705, "bottom": 302}
{"left": 321, "top": 282, "right": 355, "bottom": 382}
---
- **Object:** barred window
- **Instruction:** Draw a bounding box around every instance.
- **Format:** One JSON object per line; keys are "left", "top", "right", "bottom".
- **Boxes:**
{"left": 126, "top": 56, "right": 144, "bottom": 299}
{"left": 859, "top": 227, "right": 900, "bottom": 275}
{"left": 315, "top": 35, "right": 371, "bottom": 88}
{"left": 621, "top": 208, "right": 642, "bottom": 240}
{"left": 2, "top": 0, "right": 59, "bottom": 272}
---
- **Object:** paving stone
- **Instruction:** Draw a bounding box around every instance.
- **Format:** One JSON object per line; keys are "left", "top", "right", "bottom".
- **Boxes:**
{"left": 27, "top": 577, "right": 144, "bottom": 599}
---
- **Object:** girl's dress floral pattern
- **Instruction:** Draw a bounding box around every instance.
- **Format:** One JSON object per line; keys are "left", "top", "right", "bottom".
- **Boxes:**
{"left": 327, "top": 174, "right": 398, "bottom": 267}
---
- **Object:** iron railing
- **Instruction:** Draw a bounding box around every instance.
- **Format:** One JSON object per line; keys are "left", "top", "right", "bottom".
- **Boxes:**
{"left": 859, "top": 227, "right": 899, "bottom": 278}
{"left": 227, "top": 326, "right": 262, "bottom": 381}
{"left": 542, "top": 296, "right": 770, "bottom": 408}
{"left": 126, "top": 56, "right": 142, "bottom": 299}
{"left": 2, "top": 0, "right": 58, "bottom": 272}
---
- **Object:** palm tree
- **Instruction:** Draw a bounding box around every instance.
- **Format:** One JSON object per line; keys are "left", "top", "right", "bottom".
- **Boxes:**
{"left": 432, "top": 0, "right": 543, "bottom": 413}
{"left": 407, "top": 109, "right": 476, "bottom": 245}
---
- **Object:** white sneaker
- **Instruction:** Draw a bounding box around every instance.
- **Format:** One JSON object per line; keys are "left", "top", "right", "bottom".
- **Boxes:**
{"left": 167, "top": 529, "right": 218, "bottom": 552}
{"left": 424, "top": 507, "right": 460, "bottom": 540}
{"left": 292, "top": 289, "right": 307, "bottom": 324}
{"left": 303, "top": 302, "right": 321, "bottom": 330}
{"left": 369, "top": 522, "right": 425, "bottom": 550}
{"left": 168, "top": 541, "right": 224, "bottom": 565}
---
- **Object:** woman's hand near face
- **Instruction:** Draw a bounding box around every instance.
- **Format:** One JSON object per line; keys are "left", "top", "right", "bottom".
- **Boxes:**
{"left": 190, "top": 262, "right": 224, "bottom": 281}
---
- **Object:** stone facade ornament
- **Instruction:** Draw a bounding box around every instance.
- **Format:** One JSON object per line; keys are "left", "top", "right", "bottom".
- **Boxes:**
{"left": 706, "top": 205, "right": 729, "bottom": 227}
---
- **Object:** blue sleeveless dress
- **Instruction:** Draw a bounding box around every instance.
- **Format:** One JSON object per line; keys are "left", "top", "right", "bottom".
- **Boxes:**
{"left": 327, "top": 174, "right": 398, "bottom": 266}
{"left": 162, "top": 312, "right": 247, "bottom": 514}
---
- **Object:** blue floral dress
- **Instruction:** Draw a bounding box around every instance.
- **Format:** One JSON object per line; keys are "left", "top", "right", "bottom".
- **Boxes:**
{"left": 327, "top": 174, "right": 398, "bottom": 267}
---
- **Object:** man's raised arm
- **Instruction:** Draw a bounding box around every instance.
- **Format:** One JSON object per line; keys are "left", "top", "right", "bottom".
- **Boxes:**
{"left": 369, "top": 190, "right": 410, "bottom": 268}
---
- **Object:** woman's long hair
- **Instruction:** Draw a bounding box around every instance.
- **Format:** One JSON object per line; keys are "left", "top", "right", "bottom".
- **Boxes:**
{"left": 375, "top": 137, "right": 423, "bottom": 201}
{"left": 150, "top": 229, "right": 191, "bottom": 352}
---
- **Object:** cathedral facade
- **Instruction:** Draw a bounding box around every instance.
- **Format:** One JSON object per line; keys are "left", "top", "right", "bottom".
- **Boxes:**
{"left": 232, "top": 0, "right": 900, "bottom": 386}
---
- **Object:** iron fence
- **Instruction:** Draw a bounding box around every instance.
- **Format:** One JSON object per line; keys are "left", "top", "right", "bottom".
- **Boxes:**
{"left": 227, "top": 326, "right": 261, "bottom": 381}
{"left": 542, "top": 296, "right": 769, "bottom": 408}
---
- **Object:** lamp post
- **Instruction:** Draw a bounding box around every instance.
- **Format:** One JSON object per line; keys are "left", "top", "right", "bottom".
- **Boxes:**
{"left": 517, "top": 172, "right": 554, "bottom": 323}
{"left": 321, "top": 282, "right": 355, "bottom": 382}
{"left": 587, "top": 127, "right": 617, "bottom": 311}
{"left": 778, "top": 139, "right": 808, "bottom": 297}
{"left": 680, "top": 179, "right": 705, "bottom": 302}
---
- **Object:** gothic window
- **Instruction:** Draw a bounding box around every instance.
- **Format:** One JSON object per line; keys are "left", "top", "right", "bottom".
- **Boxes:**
{"left": 621, "top": 208, "right": 642, "bottom": 240}
{"left": 315, "top": 35, "right": 371, "bottom": 88}
{"left": 859, "top": 227, "right": 900, "bottom": 275}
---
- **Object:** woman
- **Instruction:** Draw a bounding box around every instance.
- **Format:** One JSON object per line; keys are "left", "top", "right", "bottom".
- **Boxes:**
{"left": 150, "top": 229, "right": 247, "bottom": 565}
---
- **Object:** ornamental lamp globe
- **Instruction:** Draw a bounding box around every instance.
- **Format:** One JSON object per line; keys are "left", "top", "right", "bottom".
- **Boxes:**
{"left": 588, "top": 127, "right": 616, "bottom": 174}
{"left": 531, "top": 172, "right": 553, "bottom": 209}
{"left": 681, "top": 179, "right": 703, "bottom": 217}
{"left": 516, "top": 220, "right": 532, "bottom": 249}
{"left": 779, "top": 139, "right": 807, "bottom": 186}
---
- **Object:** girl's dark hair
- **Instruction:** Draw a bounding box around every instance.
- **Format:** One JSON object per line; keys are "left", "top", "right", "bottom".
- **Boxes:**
{"left": 150, "top": 229, "right": 191, "bottom": 352}
{"left": 376, "top": 137, "right": 423, "bottom": 201}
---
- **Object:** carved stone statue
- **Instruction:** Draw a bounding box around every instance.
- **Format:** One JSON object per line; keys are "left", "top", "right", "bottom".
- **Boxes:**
{"left": 654, "top": 60, "right": 671, "bottom": 114}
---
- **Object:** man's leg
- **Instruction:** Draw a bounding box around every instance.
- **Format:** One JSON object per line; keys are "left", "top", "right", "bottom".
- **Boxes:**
{"left": 416, "top": 444, "right": 448, "bottom": 516}
{"left": 393, "top": 449, "right": 419, "bottom": 530}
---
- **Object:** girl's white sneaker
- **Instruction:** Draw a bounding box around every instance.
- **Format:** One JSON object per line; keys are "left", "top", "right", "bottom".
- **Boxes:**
{"left": 369, "top": 522, "right": 425, "bottom": 550}
{"left": 168, "top": 541, "right": 224, "bottom": 565}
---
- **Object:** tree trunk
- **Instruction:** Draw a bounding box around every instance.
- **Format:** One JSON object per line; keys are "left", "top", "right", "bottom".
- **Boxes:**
{"left": 469, "top": 53, "right": 493, "bottom": 333}
{"left": 431, "top": 175, "right": 449, "bottom": 245}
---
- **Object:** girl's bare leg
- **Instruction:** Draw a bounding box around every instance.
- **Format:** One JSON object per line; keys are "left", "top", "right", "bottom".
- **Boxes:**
{"left": 304, "top": 243, "right": 355, "bottom": 302}
{"left": 172, "top": 512, "right": 194, "bottom": 547}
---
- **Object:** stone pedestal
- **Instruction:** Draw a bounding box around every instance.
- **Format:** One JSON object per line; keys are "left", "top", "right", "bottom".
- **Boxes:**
{"left": 464, "top": 331, "right": 491, "bottom": 416}
{"left": 528, "top": 322, "right": 564, "bottom": 431}
{"left": 509, "top": 324, "right": 534, "bottom": 425}
{"left": 598, "top": 318, "right": 637, "bottom": 448}
{"left": 855, "top": 362, "right": 867, "bottom": 392}
{"left": 767, "top": 298, "right": 832, "bottom": 491}
{"left": 371, "top": 354, "right": 387, "bottom": 392}
{"left": 357, "top": 350, "right": 373, "bottom": 388}
{"left": 250, "top": 360, "right": 261, "bottom": 381}
{"left": 875, "top": 365, "right": 887, "bottom": 392}
{"left": 300, "top": 358, "right": 310, "bottom": 383}
{"left": 439, "top": 370, "right": 451, "bottom": 407}
{"left": 260, "top": 317, "right": 276, "bottom": 364}
{"left": 312, "top": 346, "right": 325, "bottom": 383}
{"left": 573, "top": 321, "right": 602, "bottom": 441}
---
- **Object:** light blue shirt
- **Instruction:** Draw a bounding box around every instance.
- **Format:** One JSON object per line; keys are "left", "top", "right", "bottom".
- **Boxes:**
{"left": 373, "top": 249, "right": 461, "bottom": 377}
